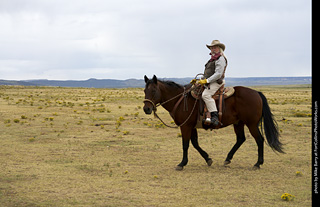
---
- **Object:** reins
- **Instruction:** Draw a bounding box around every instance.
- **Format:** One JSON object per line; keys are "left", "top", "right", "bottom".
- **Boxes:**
{"left": 143, "top": 88, "right": 197, "bottom": 128}
{"left": 143, "top": 74, "right": 203, "bottom": 128}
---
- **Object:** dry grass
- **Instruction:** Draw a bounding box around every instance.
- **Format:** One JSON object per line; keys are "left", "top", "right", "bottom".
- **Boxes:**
{"left": 0, "top": 85, "right": 311, "bottom": 206}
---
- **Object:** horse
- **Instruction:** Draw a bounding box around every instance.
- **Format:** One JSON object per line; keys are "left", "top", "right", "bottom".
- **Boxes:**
{"left": 143, "top": 75, "right": 284, "bottom": 170}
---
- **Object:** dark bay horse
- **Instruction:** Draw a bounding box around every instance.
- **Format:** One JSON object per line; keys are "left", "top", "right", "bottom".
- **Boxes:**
{"left": 143, "top": 75, "right": 284, "bottom": 170}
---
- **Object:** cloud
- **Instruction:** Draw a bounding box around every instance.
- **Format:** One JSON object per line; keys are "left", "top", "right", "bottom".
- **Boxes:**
{"left": 0, "top": 0, "right": 311, "bottom": 80}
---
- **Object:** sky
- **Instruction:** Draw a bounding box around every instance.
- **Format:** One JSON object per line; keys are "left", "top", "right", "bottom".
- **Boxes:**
{"left": 0, "top": 0, "right": 311, "bottom": 80}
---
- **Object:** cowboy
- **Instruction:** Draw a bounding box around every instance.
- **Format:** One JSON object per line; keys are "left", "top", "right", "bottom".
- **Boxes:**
{"left": 192, "top": 40, "right": 228, "bottom": 126}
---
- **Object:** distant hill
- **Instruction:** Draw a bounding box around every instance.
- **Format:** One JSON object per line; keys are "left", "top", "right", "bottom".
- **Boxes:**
{"left": 0, "top": 80, "right": 36, "bottom": 86}
{"left": 223, "top": 77, "right": 312, "bottom": 86}
{"left": 0, "top": 76, "right": 311, "bottom": 88}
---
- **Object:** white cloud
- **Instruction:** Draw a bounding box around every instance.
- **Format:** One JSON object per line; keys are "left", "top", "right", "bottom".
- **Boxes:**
{"left": 0, "top": 0, "right": 311, "bottom": 80}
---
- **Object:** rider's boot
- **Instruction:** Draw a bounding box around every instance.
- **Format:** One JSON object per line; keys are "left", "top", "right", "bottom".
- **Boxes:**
{"left": 204, "top": 111, "right": 219, "bottom": 126}
{"left": 210, "top": 112, "right": 219, "bottom": 126}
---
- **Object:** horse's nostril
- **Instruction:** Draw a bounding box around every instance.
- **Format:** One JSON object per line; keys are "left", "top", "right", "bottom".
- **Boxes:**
{"left": 143, "top": 107, "right": 152, "bottom": 114}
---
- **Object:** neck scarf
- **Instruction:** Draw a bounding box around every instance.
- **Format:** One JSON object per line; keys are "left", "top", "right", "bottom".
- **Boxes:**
{"left": 209, "top": 52, "right": 221, "bottom": 62}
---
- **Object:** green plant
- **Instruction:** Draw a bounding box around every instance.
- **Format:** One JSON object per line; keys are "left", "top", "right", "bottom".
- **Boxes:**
{"left": 281, "top": 193, "right": 295, "bottom": 201}
{"left": 28, "top": 137, "right": 36, "bottom": 142}
{"left": 115, "top": 120, "right": 121, "bottom": 129}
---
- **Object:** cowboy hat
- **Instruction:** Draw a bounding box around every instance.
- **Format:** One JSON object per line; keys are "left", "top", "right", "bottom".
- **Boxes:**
{"left": 206, "top": 40, "right": 225, "bottom": 51}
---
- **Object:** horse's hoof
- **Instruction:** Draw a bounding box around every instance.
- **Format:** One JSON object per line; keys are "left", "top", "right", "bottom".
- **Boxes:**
{"left": 224, "top": 160, "right": 231, "bottom": 166}
{"left": 252, "top": 165, "right": 260, "bottom": 170}
{"left": 207, "top": 159, "right": 213, "bottom": 166}
{"left": 175, "top": 166, "right": 184, "bottom": 171}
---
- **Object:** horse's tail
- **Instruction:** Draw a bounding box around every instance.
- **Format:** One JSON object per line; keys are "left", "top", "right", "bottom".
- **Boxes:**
{"left": 258, "top": 92, "right": 285, "bottom": 153}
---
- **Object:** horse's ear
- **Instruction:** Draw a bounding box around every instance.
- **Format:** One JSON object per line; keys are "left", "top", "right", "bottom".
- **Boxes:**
{"left": 152, "top": 75, "right": 157, "bottom": 84}
{"left": 144, "top": 75, "right": 149, "bottom": 83}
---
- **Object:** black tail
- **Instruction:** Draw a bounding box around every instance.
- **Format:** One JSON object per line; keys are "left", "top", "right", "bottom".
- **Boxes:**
{"left": 258, "top": 92, "right": 285, "bottom": 153}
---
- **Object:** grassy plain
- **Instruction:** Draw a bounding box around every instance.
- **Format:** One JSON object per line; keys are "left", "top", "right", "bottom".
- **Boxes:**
{"left": 0, "top": 84, "right": 312, "bottom": 206}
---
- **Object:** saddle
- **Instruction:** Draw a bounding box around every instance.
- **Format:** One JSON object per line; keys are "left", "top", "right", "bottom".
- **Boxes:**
{"left": 191, "top": 83, "right": 235, "bottom": 129}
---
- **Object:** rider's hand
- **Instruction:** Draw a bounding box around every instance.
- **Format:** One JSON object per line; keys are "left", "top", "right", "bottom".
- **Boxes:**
{"left": 190, "top": 79, "right": 197, "bottom": 84}
{"left": 199, "top": 79, "right": 208, "bottom": 85}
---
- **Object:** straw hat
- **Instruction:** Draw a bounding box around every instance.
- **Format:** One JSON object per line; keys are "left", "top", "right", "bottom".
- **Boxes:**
{"left": 206, "top": 40, "right": 225, "bottom": 51}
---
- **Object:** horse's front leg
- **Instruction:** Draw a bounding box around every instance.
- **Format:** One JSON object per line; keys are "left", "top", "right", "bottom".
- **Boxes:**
{"left": 176, "top": 127, "right": 191, "bottom": 171}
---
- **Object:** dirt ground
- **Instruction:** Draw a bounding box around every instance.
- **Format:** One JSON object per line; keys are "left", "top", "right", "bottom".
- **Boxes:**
{"left": 0, "top": 85, "right": 311, "bottom": 206}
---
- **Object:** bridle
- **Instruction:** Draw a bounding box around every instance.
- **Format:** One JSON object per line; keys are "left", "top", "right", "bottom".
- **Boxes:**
{"left": 143, "top": 99, "right": 158, "bottom": 112}
{"left": 143, "top": 88, "right": 197, "bottom": 128}
{"left": 143, "top": 74, "right": 203, "bottom": 128}
{"left": 143, "top": 88, "right": 187, "bottom": 112}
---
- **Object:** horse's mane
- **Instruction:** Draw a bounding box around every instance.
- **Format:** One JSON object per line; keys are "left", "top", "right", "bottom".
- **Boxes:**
{"left": 159, "top": 79, "right": 183, "bottom": 89}
{"left": 145, "top": 78, "right": 190, "bottom": 90}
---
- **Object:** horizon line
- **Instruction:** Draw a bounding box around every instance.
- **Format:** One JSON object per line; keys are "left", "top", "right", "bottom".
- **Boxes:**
{"left": 1, "top": 75, "right": 312, "bottom": 82}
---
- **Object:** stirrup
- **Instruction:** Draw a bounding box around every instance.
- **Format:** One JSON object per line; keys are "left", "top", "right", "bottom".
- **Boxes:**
{"left": 203, "top": 117, "right": 219, "bottom": 126}
{"left": 210, "top": 117, "right": 220, "bottom": 126}
{"left": 204, "top": 118, "right": 211, "bottom": 125}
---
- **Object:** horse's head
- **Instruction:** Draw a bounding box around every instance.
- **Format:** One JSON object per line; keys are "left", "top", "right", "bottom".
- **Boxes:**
{"left": 143, "top": 75, "right": 161, "bottom": 114}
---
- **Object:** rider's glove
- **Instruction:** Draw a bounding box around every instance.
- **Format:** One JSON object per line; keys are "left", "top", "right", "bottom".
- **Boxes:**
{"left": 190, "top": 79, "right": 197, "bottom": 84}
{"left": 198, "top": 79, "right": 208, "bottom": 85}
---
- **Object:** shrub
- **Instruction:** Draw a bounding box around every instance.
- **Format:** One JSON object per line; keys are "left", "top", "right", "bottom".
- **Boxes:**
{"left": 123, "top": 131, "right": 130, "bottom": 135}
{"left": 281, "top": 193, "right": 295, "bottom": 201}
{"left": 28, "top": 137, "right": 36, "bottom": 142}
{"left": 296, "top": 171, "right": 303, "bottom": 176}
{"left": 293, "top": 112, "right": 311, "bottom": 117}
{"left": 115, "top": 120, "right": 121, "bottom": 128}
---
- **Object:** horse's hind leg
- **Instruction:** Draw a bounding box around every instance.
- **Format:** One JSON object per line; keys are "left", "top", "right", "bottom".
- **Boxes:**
{"left": 190, "top": 128, "right": 213, "bottom": 166}
{"left": 247, "top": 124, "right": 264, "bottom": 169}
{"left": 224, "top": 122, "right": 246, "bottom": 166}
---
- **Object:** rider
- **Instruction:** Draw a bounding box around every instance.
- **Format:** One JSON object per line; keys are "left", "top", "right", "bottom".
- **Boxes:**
{"left": 192, "top": 40, "right": 228, "bottom": 126}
